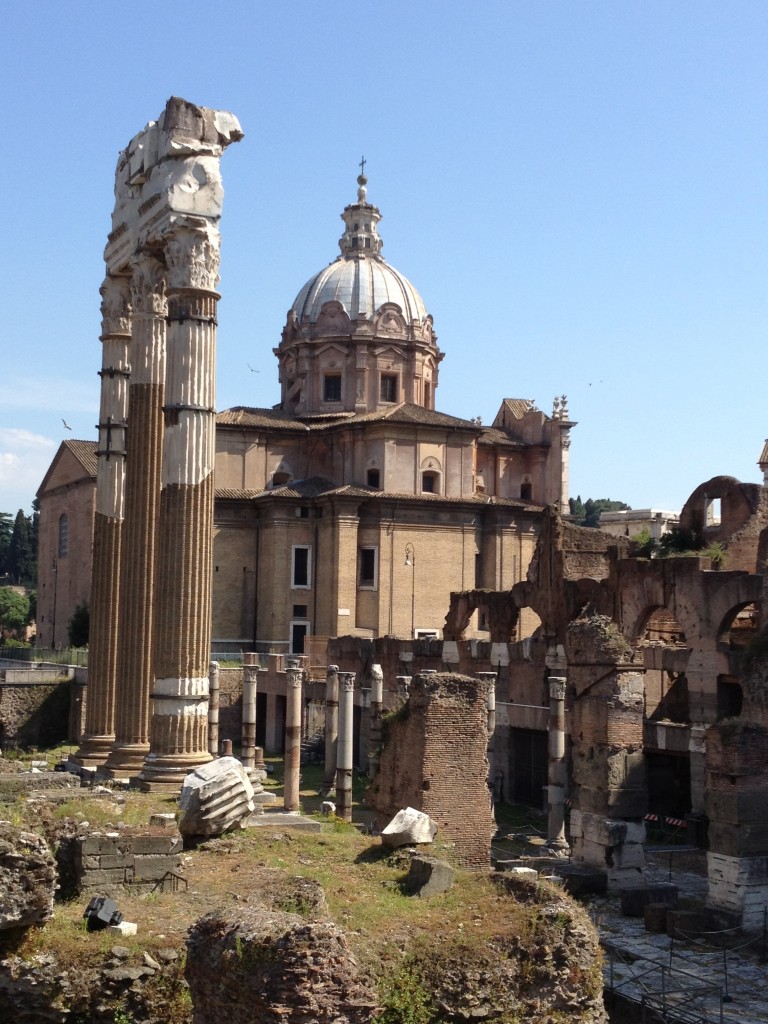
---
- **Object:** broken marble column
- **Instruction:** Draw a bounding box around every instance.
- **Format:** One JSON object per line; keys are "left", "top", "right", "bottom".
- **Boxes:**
{"left": 336, "top": 671, "right": 355, "bottom": 821}
{"left": 72, "top": 275, "right": 131, "bottom": 769}
{"left": 323, "top": 664, "right": 339, "bottom": 789}
{"left": 546, "top": 674, "right": 569, "bottom": 854}
{"left": 208, "top": 660, "right": 220, "bottom": 756}
{"left": 241, "top": 652, "right": 258, "bottom": 776}
{"left": 368, "top": 663, "right": 384, "bottom": 779}
{"left": 284, "top": 661, "right": 303, "bottom": 812}
{"left": 179, "top": 756, "right": 255, "bottom": 837}
{"left": 139, "top": 225, "right": 221, "bottom": 790}
{"left": 103, "top": 254, "right": 167, "bottom": 779}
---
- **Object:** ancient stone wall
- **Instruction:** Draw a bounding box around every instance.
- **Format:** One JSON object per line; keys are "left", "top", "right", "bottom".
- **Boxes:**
{"left": 368, "top": 671, "right": 495, "bottom": 866}
{"left": 74, "top": 829, "right": 183, "bottom": 892}
{"left": 0, "top": 680, "right": 72, "bottom": 749}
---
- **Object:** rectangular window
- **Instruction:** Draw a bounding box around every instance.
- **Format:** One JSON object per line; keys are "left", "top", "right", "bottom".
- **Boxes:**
{"left": 323, "top": 374, "right": 342, "bottom": 402}
{"left": 359, "top": 546, "right": 378, "bottom": 589}
{"left": 292, "top": 545, "right": 311, "bottom": 588}
{"left": 380, "top": 374, "right": 398, "bottom": 403}
{"left": 367, "top": 468, "right": 380, "bottom": 489}
{"left": 291, "top": 620, "right": 309, "bottom": 654}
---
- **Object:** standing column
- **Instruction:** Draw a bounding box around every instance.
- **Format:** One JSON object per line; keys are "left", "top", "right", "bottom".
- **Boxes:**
{"left": 73, "top": 275, "right": 131, "bottom": 768}
{"left": 102, "top": 256, "right": 167, "bottom": 778}
{"left": 284, "top": 660, "right": 303, "bottom": 811}
{"left": 336, "top": 671, "right": 355, "bottom": 821}
{"left": 368, "top": 663, "right": 384, "bottom": 779}
{"left": 477, "top": 671, "right": 497, "bottom": 796}
{"left": 241, "top": 652, "right": 258, "bottom": 776}
{"left": 323, "top": 664, "right": 340, "bottom": 790}
{"left": 140, "top": 225, "right": 220, "bottom": 789}
{"left": 547, "top": 675, "right": 569, "bottom": 853}
{"left": 208, "top": 660, "right": 220, "bottom": 756}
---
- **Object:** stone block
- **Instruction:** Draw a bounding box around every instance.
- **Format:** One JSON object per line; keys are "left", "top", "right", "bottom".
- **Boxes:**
{"left": 610, "top": 843, "right": 646, "bottom": 870}
{"left": 620, "top": 883, "right": 678, "bottom": 917}
{"left": 506, "top": 867, "right": 538, "bottom": 881}
{"left": 644, "top": 903, "right": 669, "bottom": 933}
{"left": 108, "top": 921, "right": 138, "bottom": 937}
{"left": 709, "top": 821, "right": 768, "bottom": 858}
{"left": 607, "top": 867, "right": 645, "bottom": 892}
{"left": 381, "top": 807, "right": 438, "bottom": 848}
{"left": 707, "top": 852, "right": 768, "bottom": 885}
{"left": 132, "top": 855, "right": 180, "bottom": 880}
{"left": 405, "top": 855, "right": 455, "bottom": 897}
{"left": 149, "top": 813, "right": 177, "bottom": 827}
{"left": 561, "top": 867, "right": 607, "bottom": 897}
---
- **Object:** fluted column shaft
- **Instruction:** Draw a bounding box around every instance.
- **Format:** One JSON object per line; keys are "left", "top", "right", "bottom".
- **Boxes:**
{"left": 140, "top": 226, "right": 220, "bottom": 789}
{"left": 208, "top": 660, "right": 220, "bottom": 756}
{"left": 103, "top": 256, "right": 166, "bottom": 778}
{"left": 241, "top": 652, "right": 258, "bottom": 774}
{"left": 73, "top": 275, "right": 131, "bottom": 767}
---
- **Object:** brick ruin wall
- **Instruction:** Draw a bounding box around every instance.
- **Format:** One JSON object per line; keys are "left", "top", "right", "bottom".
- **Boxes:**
{"left": 368, "top": 672, "right": 495, "bottom": 866}
{"left": 74, "top": 829, "right": 183, "bottom": 892}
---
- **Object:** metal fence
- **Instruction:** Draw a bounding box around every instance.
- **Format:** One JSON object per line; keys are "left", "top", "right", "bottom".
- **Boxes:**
{"left": 0, "top": 646, "right": 89, "bottom": 668}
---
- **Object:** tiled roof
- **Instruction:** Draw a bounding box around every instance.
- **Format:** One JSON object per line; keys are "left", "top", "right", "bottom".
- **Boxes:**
{"left": 63, "top": 439, "right": 98, "bottom": 477}
{"left": 217, "top": 403, "right": 478, "bottom": 433}
{"left": 477, "top": 427, "right": 527, "bottom": 449}
{"left": 500, "top": 398, "right": 535, "bottom": 420}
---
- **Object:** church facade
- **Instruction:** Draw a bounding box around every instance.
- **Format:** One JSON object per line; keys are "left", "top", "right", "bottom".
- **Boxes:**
{"left": 37, "top": 173, "right": 574, "bottom": 655}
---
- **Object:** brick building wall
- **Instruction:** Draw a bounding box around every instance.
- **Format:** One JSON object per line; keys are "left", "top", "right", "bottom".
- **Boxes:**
{"left": 368, "top": 671, "right": 495, "bottom": 866}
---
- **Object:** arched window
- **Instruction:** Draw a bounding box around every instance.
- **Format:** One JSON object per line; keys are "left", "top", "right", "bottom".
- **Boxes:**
{"left": 520, "top": 481, "right": 532, "bottom": 500}
{"left": 58, "top": 514, "right": 69, "bottom": 558}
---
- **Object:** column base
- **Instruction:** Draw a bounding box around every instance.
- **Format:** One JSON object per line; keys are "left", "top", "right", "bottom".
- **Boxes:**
{"left": 137, "top": 751, "right": 213, "bottom": 792}
{"left": 70, "top": 734, "right": 115, "bottom": 769}
{"left": 101, "top": 743, "right": 151, "bottom": 779}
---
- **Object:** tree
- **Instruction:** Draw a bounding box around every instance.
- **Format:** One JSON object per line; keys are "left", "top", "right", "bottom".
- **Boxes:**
{"left": 8, "top": 508, "right": 36, "bottom": 587}
{"left": 0, "top": 587, "right": 31, "bottom": 637}
{"left": 569, "top": 497, "right": 631, "bottom": 528}
{"left": 0, "top": 512, "right": 12, "bottom": 578}
{"left": 67, "top": 602, "right": 89, "bottom": 648}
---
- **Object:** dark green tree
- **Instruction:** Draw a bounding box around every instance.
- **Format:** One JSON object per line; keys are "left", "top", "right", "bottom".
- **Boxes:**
{"left": 0, "top": 512, "right": 12, "bottom": 578}
{"left": 67, "top": 602, "right": 89, "bottom": 648}
{"left": 0, "top": 587, "right": 30, "bottom": 637}
{"left": 569, "top": 497, "right": 631, "bottom": 528}
{"left": 8, "top": 510, "right": 36, "bottom": 585}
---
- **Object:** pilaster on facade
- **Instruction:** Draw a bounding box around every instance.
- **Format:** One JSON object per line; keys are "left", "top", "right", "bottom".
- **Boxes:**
{"left": 72, "top": 274, "right": 131, "bottom": 768}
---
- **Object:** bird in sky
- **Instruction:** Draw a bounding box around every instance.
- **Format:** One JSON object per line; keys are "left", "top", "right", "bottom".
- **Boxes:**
{"left": 247, "top": 363, "right": 259, "bottom": 373}
{"left": 62, "top": 418, "right": 72, "bottom": 430}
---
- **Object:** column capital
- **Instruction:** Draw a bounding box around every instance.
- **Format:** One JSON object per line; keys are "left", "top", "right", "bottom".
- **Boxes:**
{"left": 286, "top": 666, "right": 303, "bottom": 689}
{"left": 339, "top": 671, "right": 356, "bottom": 693}
{"left": 130, "top": 253, "right": 167, "bottom": 316}
{"left": 548, "top": 676, "right": 567, "bottom": 701}
{"left": 165, "top": 224, "right": 220, "bottom": 292}
{"left": 100, "top": 275, "right": 132, "bottom": 336}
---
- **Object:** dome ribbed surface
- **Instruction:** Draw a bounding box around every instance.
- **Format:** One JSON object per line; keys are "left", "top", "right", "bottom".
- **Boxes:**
{"left": 291, "top": 255, "right": 428, "bottom": 325}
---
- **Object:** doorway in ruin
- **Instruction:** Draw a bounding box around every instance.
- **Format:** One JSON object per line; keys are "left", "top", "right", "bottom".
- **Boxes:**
{"left": 645, "top": 751, "right": 691, "bottom": 820}
{"left": 636, "top": 606, "right": 690, "bottom": 723}
{"left": 508, "top": 728, "right": 547, "bottom": 809}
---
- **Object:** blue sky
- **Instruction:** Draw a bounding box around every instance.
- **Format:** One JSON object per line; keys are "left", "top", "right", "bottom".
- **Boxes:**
{"left": 2, "top": 2, "right": 768, "bottom": 516}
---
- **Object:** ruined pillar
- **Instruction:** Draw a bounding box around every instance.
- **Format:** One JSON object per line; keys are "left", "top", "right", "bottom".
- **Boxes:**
{"left": 139, "top": 225, "right": 220, "bottom": 789}
{"left": 323, "top": 664, "right": 340, "bottom": 789}
{"left": 284, "top": 661, "right": 303, "bottom": 812}
{"left": 336, "top": 671, "right": 355, "bottom": 821}
{"left": 208, "top": 660, "right": 220, "bottom": 757}
{"left": 102, "top": 256, "right": 167, "bottom": 779}
{"left": 546, "top": 675, "right": 569, "bottom": 853}
{"left": 368, "top": 663, "right": 384, "bottom": 779}
{"left": 72, "top": 275, "right": 131, "bottom": 768}
{"left": 241, "top": 652, "right": 258, "bottom": 776}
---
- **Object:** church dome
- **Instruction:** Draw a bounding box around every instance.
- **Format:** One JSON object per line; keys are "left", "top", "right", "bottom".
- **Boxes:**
{"left": 289, "top": 174, "right": 429, "bottom": 327}
{"left": 276, "top": 172, "right": 441, "bottom": 417}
